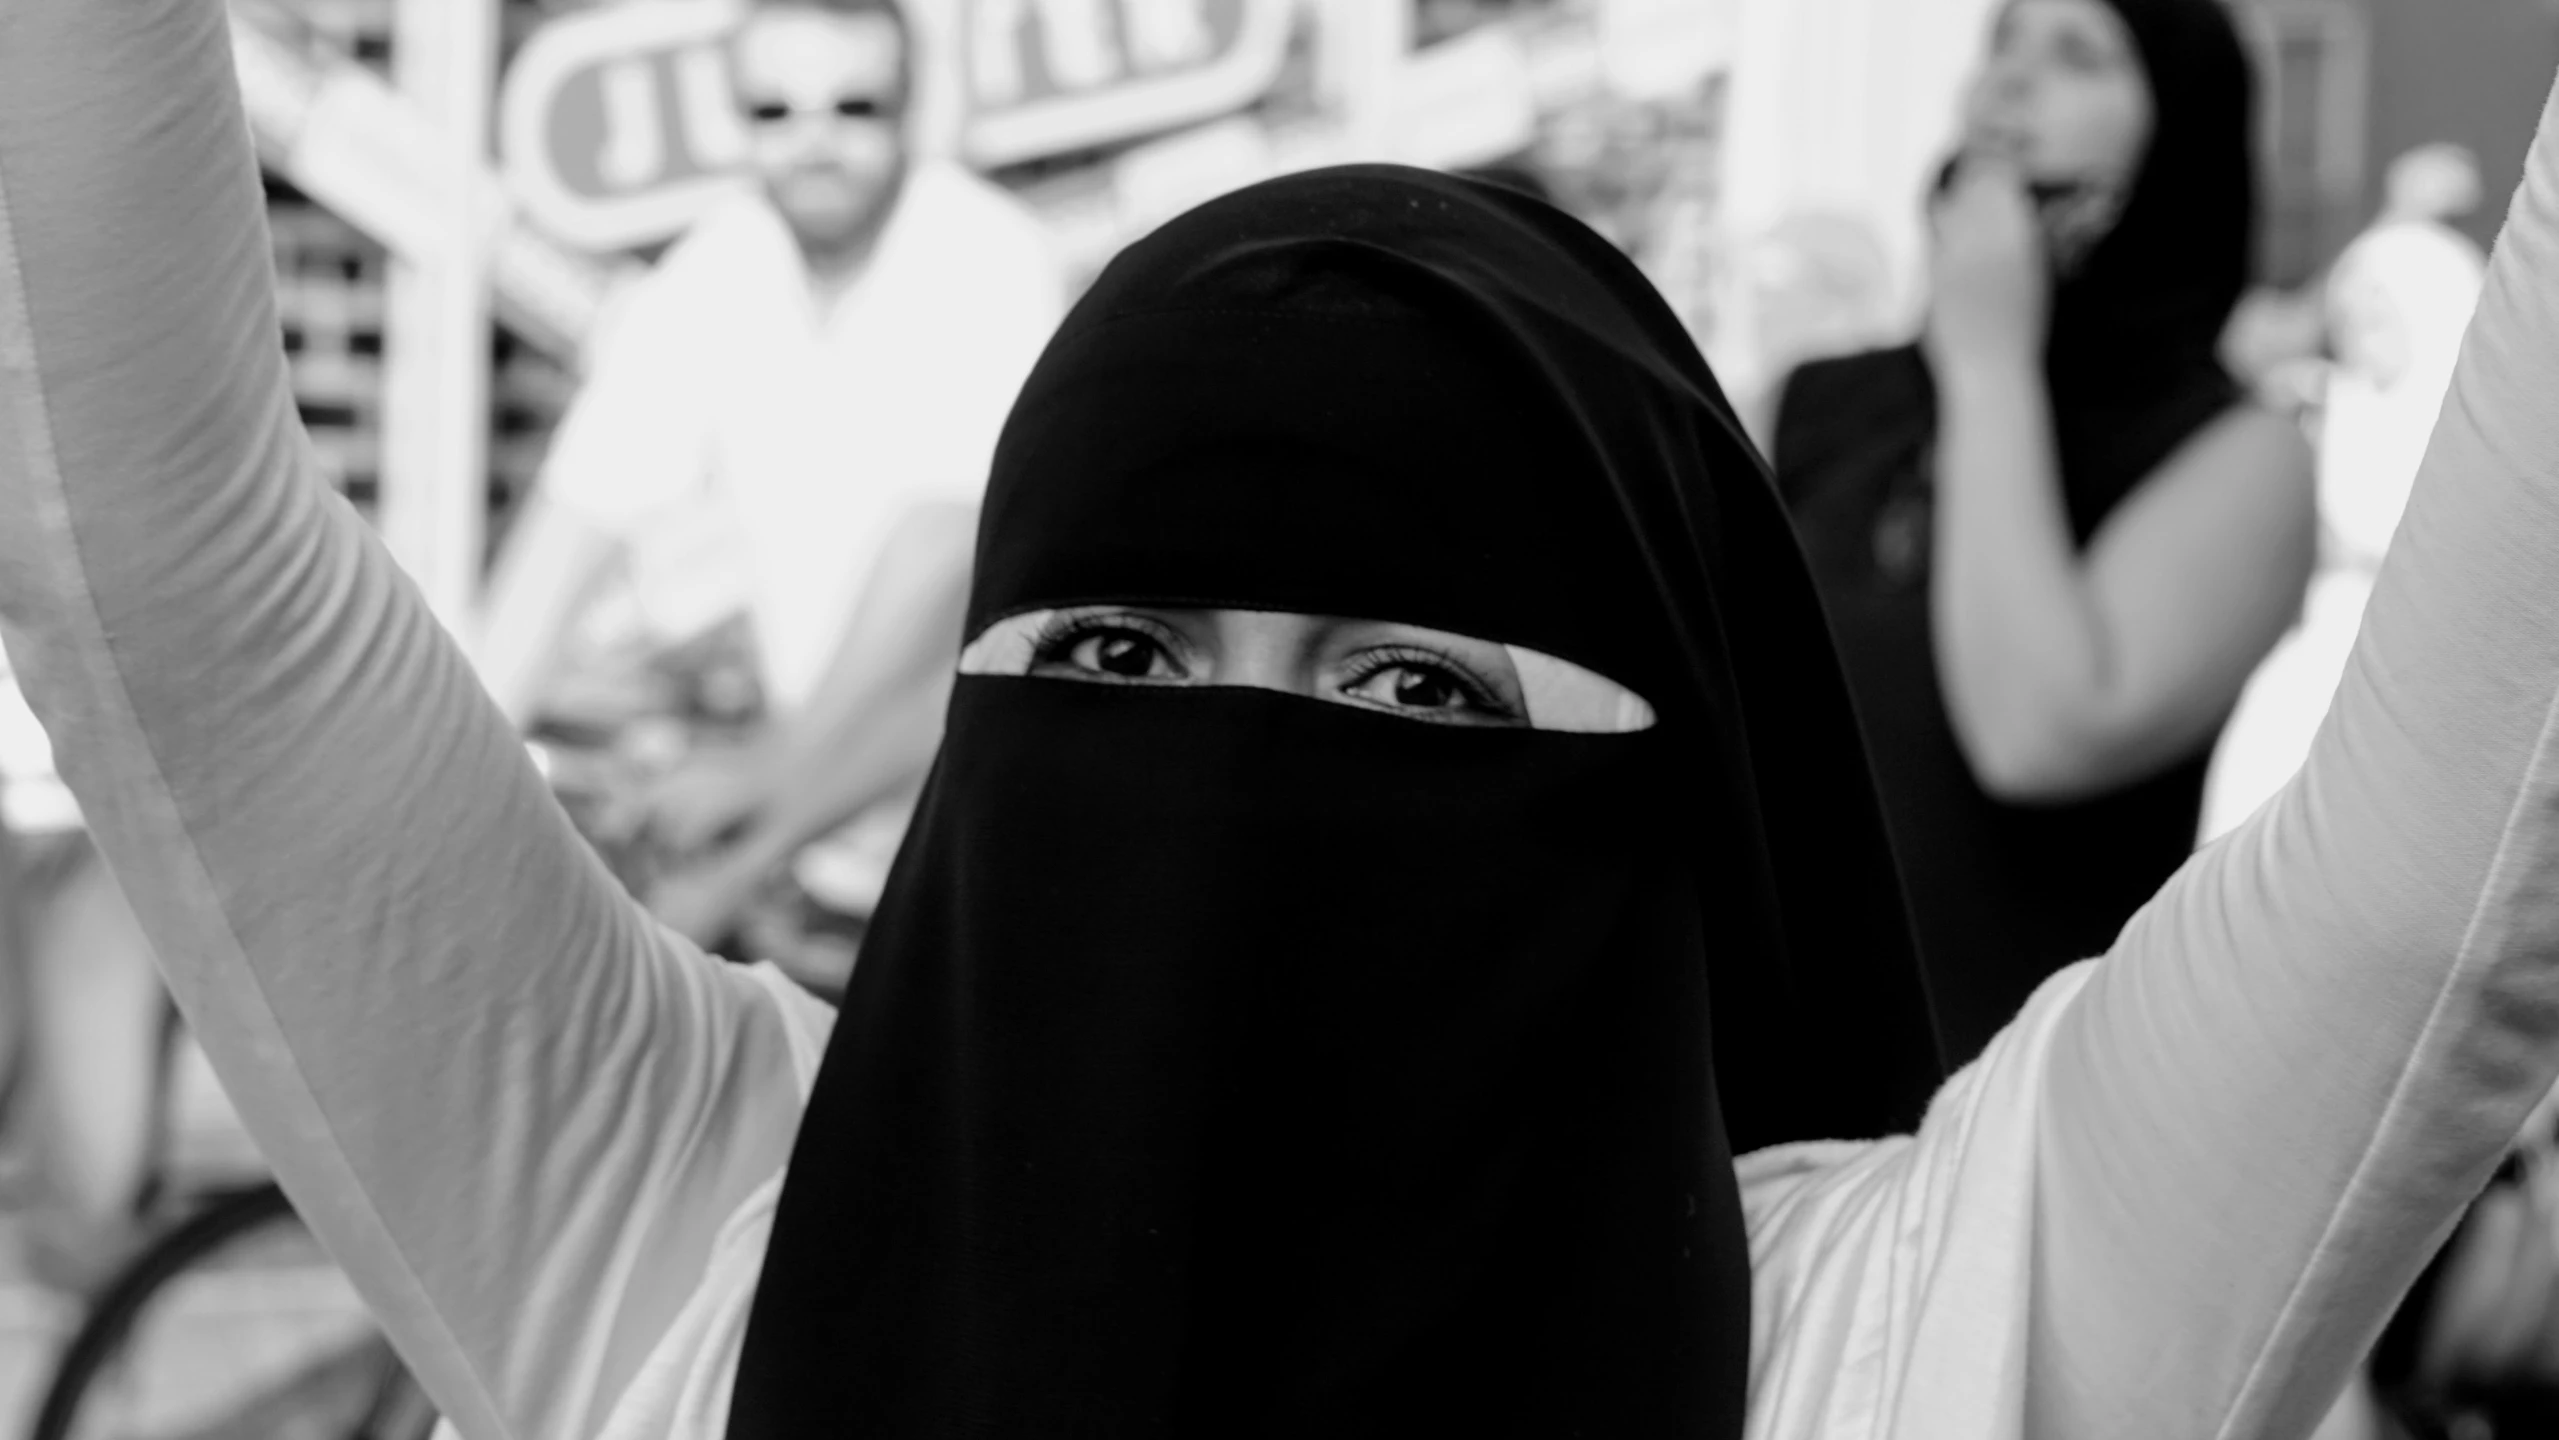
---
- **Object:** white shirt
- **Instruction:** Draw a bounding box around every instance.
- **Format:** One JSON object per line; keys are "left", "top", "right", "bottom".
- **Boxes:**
{"left": 12, "top": 10, "right": 2559, "bottom": 1439}
{"left": 544, "top": 164, "right": 1066, "bottom": 715}
{"left": 2200, "top": 218, "right": 2487, "bottom": 841}
{"left": 505, "top": 958, "right": 2081, "bottom": 1440}
{"left": 0, "top": 644, "right": 78, "bottom": 835}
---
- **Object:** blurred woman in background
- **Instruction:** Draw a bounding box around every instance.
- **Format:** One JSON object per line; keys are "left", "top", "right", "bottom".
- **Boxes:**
{"left": 1772, "top": 0, "right": 2315, "bottom": 1067}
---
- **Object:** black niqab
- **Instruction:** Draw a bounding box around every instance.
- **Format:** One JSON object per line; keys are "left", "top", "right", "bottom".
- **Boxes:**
{"left": 729, "top": 166, "right": 1944, "bottom": 1438}
{"left": 1773, "top": 0, "right": 2258, "bottom": 1067}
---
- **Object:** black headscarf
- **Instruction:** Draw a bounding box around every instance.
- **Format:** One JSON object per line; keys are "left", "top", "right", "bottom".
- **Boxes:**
{"left": 2042, "top": 0, "right": 2256, "bottom": 503}
{"left": 728, "top": 166, "right": 1944, "bottom": 1439}
{"left": 1914, "top": 0, "right": 2259, "bottom": 532}
{"left": 1772, "top": 0, "right": 2257, "bottom": 1066}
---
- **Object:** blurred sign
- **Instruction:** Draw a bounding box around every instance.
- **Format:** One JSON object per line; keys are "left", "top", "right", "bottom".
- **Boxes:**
{"left": 1596, "top": 0, "right": 1730, "bottom": 101}
{"left": 1393, "top": 22, "right": 1537, "bottom": 169}
{"left": 500, "top": 1, "right": 753, "bottom": 255}
{"left": 966, "top": 0, "right": 1295, "bottom": 164}
{"left": 230, "top": 3, "right": 629, "bottom": 362}
{"left": 500, "top": 0, "right": 1295, "bottom": 254}
{"left": 1112, "top": 114, "right": 1277, "bottom": 230}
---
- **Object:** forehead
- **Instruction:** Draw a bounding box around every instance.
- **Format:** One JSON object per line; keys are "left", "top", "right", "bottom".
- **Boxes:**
{"left": 1998, "top": 0, "right": 2135, "bottom": 51}
{"left": 731, "top": 10, "right": 904, "bottom": 97}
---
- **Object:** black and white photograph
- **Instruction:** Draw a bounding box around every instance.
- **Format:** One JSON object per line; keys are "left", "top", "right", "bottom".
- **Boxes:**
{"left": 0, "top": 1, "right": 2554, "bottom": 1436}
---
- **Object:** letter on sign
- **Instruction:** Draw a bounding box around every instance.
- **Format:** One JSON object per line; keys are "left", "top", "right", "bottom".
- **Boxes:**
{"left": 962, "top": 0, "right": 1294, "bottom": 168}
{"left": 597, "top": 58, "right": 665, "bottom": 190}
{"left": 1126, "top": 0, "right": 1214, "bottom": 70}
{"left": 1038, "top": 0, "right": 1127, "bottom": 93}
{"left": 503, "top": 0, "right": 752, "bottom": 254}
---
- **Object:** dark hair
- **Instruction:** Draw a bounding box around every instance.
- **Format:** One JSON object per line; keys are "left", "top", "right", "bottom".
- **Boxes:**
{"left": 732, "top": 0, "right": 917, "bottom": 105}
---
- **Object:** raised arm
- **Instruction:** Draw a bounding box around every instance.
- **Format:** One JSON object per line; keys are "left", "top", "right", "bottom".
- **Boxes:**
{"left": 2028, "top": 72, "right": 2559, "bottom": 1439}
{"left": 0, "top": 6, "right": 805, "bottom": 1437}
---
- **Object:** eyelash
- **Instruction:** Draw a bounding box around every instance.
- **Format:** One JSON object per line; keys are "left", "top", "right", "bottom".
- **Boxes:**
{"left": 1027, "top": 613, "right": 1516, "bottom": 719}
{"left": 1027, "top": 611, "right": 1190, "bottom": 676}
{"left": 1340, "top": 644, "right": 1514, "bottom": 717}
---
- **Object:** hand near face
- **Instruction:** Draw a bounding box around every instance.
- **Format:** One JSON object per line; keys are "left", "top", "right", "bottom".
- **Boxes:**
{"left": 1925, "top": 158, "right": 2052, "bottom": 377}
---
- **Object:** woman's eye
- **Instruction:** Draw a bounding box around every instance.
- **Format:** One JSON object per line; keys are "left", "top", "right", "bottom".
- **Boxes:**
{"left": 1342, "top": 659, "right": 1505, "bottom": 721}
{"left": 1080, "top": 632, "right": 1172, "bottom": 678}
{"left": 1033, "top": 624, "right": 1187, "bottom": 683}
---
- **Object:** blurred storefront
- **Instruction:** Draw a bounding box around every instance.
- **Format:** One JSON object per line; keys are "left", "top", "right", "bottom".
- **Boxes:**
{"left": 2360, "top": 0, "right": 2559, "bottom": 254}
{"left": 2213, "top": 0, "right": 2558, "bottom": 398}
{"left": 225, "top": 0, "right": 2559, "bottom": 619}
{"left": 1712, "top": 0, "right": 1999, "bottom": 415}
{"left": 232, "top": 0, "right": 1741, "bottom": 620}
{"left": 1712, "top": 0, "right": 2559, "bottom": 411}
{"left": 491, "top": 0, "right": 1733, "bottom": 276}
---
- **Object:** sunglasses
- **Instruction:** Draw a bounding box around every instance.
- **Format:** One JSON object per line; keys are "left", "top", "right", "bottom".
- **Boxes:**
{"left": 741, "top": 95, "right": 902, "bottom": 126}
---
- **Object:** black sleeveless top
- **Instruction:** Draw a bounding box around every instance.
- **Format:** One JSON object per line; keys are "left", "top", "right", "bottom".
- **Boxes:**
{"left": 1775, "top": 343, "right": 2240, "bottom": 1068}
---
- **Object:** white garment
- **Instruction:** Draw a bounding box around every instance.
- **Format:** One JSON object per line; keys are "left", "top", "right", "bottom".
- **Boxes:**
{"left": 0, "top": 646, "right": 78, "bottom": 835}
{"left": 16, "top": 9, "right": 2559, "bottom": 1440}
{"left": 541, "top": 164, "right": 1064, "bottom": 905}
{"left": 2203, "top": 568, "right": 2375, "bottom": 842}
{"left": 2319, "top": 221, "right": 2488, "bottom": 569}
{"left": 544, "top": 165, "right": 1066, "bottom": 715}
{"left": 564, "top": 959, "right": 2081, "bottom": 1440}
{"left": 2202, "top": 218, "right": 2486, "bottom": 842}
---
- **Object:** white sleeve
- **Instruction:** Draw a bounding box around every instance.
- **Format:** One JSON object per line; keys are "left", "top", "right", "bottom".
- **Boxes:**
{"left": 1740, "top": 67, "right": 2559, "bottom": 1440}
{"left": 1739, "top": 970, "right": 2074, "bottom": 1440}
{"left": 2022, "top": 67, "right": 2559, "bottom": 1440}
{"left": 0, "top": 7, "right": 807, "bottom": 1439}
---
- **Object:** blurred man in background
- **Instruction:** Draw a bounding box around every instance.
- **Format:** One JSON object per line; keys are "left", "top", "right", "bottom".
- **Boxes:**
{"left": 474, "top": 0, "right": 1064, "bottom": 959}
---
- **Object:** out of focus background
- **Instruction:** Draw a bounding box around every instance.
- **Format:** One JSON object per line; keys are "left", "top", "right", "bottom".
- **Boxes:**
{"left": 180, "top": 0, "right": 2545, "bottom": 626}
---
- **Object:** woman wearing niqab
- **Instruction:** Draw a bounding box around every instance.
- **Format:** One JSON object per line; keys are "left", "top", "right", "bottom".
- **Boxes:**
{"left": 13, "top": 3, "right": 2559, "bottom": 1438}
{"left": 728, "top": 162, "right": 1941, "bottom": 1437}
